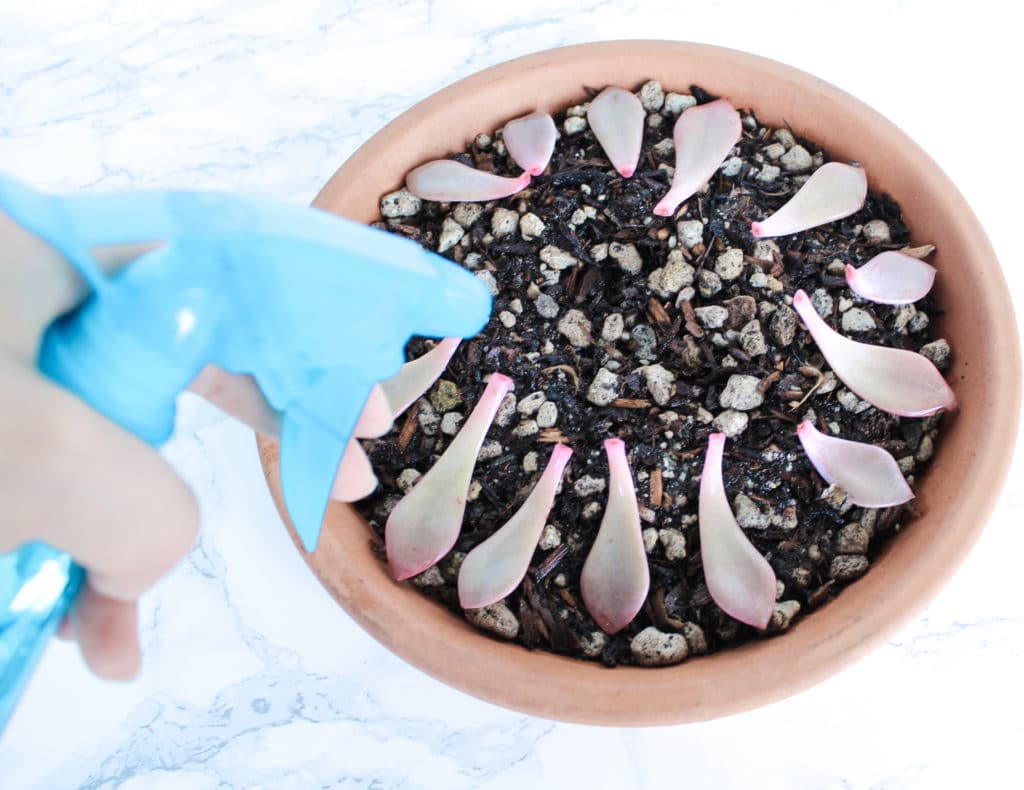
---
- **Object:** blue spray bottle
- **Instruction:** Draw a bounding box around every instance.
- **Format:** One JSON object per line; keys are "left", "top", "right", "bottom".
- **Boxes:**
{"left": 0, "top": 175, "right": 490, "bottom": 731}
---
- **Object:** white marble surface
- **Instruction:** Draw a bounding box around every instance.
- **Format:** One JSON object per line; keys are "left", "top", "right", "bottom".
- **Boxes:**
{"left": 1, "top": 1, "right": 1023, "bottom": 787}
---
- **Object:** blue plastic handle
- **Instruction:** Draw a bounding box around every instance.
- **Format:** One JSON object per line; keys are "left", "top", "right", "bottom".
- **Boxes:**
{"left": 0, "top": 546, "right": 84, "bottom": 729}
{"left": 0, "top": 174, "right": 490, "bottom": 733}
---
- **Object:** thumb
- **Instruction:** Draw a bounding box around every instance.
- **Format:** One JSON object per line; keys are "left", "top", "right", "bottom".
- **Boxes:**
{"left": 0, "top": 356, "right": 199, "bottom": 679}
{"left": 70, "top": 587, "right": 142, "bottom": 681}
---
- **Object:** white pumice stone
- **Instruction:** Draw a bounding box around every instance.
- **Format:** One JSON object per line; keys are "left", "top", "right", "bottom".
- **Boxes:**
{"left": 539, "top": 245, "right": 578, "bottom": 270}
{"left": 380, "top": 189, "right": 422, "bottom": 218}
{"left": 535, "top": 293, "right": 559, "bottom": 319}
{"left": 609, "top": 242, "right": 644, "bottom": 274}
{"left": 780, "top": 144, "right": 813, "bottom": 173}
{"left": 440, "top": 412, "right": 464, "bottom": 435}
{"left": 536, "top": 401, "right": 558, "bottom": 428}
{"left": 862, "top": 219, "right": 891, "bottom": 243}
{"left": 557, "top": 309, "right": 593, "bottom": 347}
{"left": 841, "top": 308, "right": 876, "bottom": 333}
{"left": 517, "top": 391, "right": 547, "bottom": 415}
{"left": 452, "top": 202, "right": 483, "bottom": 228}
{"left": 587, "top": 367, "right": 621, "bottom": 406}
{"left": 663, "top": 92, "right": 697, "bottom": 116}
{"left": 638, "top": 79, "right": 665, "bottom": 111}
{"left": 465, "top": 603, "right": 519, "bottom": 639}
{"left": 676, "top": 219, "right": 705, "bottom": 248}
{"left": 601, "top": 313, "right": 625, "bottom": 342}
{"left": 520, "top": 212, "right": 546, "bottom": 240}
{"left": 437, "top": 217, "right": 465, "bottom": 252}
{"left": 719, "top": 375, "right": 764, "bottom": 411}
{"left": 564, "top": 116, "right": 588, "bottom": 135}
{"left": 490, "top": 207, "right": 519, "bottom": 237}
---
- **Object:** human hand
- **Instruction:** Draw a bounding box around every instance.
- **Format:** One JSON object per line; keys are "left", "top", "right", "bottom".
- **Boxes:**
{"left": 0, "top": 175, "right": 490, "bottom": 680}
{"left": 0, "top": 211, "right": 269, "bottom": 680}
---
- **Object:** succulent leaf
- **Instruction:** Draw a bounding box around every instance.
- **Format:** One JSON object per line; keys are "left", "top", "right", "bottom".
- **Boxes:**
{"left": 587, "top": 87, "right": 646, "bottom": 178}
{"left": 751, "top": 162, "right": 867, "bottom": 238}
{"left": 331, "top": 438, "right": 378, "bottom": 502}
{"left": 379, "top": 338, "right": 461, "bottom": 419}
{"left": 385, "top": 374, "right": 514, "bottom": 580}
{"left": 653, "top": 99, "right": 742, "bottom": 217}
{"left": 845, "top": 251, "right": 936, "bottom": 305}
{"left": 406, "top": 160, "right": 531, "bottom": 202}
{"left": 698, "top": 433, "right": 777, "bottom": 629}
{"left": 579, "top": 438, "right": 651, "bottom": 634}
{"left": 458, "top": 443, "right": 573, "bottom": 609}
{"left": 792, "top": 289, "right": 956, "bottom": 417}
{"left": 797, "top": 420, "right": 913, "bottom": 508}
{"left": 503, "top": 111, "right": 558, "bottom": 176}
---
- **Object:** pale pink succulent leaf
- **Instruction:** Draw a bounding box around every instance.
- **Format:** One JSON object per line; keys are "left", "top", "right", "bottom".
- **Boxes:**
{"left": 352, "top": 384, "right": 393, "bottom": 439}
{"left": 379, "top": 337, "right": 461, "bottom": 419}
{"left": 796, "top": 421, "right": 913, "bottom": 508}
{"left": 653, "top": 99, "right": 742, "bottom": 217}
{"left": 579, "top": 438, "right": 651, "bottom": 634}
{"left": 502, "top": 111, "right": 558, "bottom": 176}
{"left": 792, "top": 289, "right": 956, "bottom": 417}
{"left": 457, "top": 443, "right": 573, "bottom": 609}
{"left": 331, "top": 438, "right": 378, "bottom": 502}
{"left": 386, "top": 374, "right": 514, "bottom": 580}
{"left": 751, "top": 162, "right": 868, "bottom": 238}
{"left": 406, "top": 160, "right": 531, "bottom": 202}
{"left": 845, "top": 251, "right": 937, "bottom": 305}
{"left": 587, "top": 87, "right": 646, "bottom": 178}
{"left": 333, "top": 385, "right": 393, "bottom": 502}
{"left": 698, "top": 433, "right": 777, "bottom": 629}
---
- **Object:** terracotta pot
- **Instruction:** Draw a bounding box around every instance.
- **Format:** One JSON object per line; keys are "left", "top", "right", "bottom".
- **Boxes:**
{"left": 258, "top": 41, "right": 1020, "bottom": 725}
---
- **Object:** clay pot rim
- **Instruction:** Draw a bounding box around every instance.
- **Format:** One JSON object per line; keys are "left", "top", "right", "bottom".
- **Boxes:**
{"left": 258, "top": 41, "right": 1021, "bottom": 726}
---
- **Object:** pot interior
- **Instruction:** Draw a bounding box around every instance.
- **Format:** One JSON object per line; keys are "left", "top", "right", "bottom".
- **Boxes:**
{"left": 259, "top": 41, "right": 1019, "bottom": 725}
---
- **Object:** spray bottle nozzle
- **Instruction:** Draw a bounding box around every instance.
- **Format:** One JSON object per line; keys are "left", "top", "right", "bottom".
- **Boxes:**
{"left": 2, "top": 174, "right": 491, "bottom": 548}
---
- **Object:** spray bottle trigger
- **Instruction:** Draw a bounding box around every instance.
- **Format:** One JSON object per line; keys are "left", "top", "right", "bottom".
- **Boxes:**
{"left": 276, "top": 369, "right": 375, "bottom": 552}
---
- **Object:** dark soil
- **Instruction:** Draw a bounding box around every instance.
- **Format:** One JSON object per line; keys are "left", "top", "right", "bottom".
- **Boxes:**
{"left": 356, "top": 83, "right": 948, "bottom": 666}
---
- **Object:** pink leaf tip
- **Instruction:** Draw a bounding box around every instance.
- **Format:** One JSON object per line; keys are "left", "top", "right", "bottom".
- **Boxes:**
{"left": 457, "top": 443, "right": 573, "bottom": 609}
{"left": 796, "top": 421, "right": 913, "bottom": 508}
{"left": 385, "top": 373, "right": 514, "bottom": 580}
{"left": 502, "top": 111, "right": 557, "bottom": 176}
{"left": 845, "top": 252, "right": 937, "bottom": 305}
{"left": 587, "top": 87, "right": 645, "bottom": 179}
{"left": 331, "top": 438, "right": 378, "bottom": 502}
{"left": 699, "top": 432, "right": 777, "bottom": 629}
{"left": 792, "top": 289, "right": 956, "bottom": 417}
{"left": 332, "top": 385, "right": 392, "bottom": 503}
{"left": 751, "top": 162, "right": 867, "bottom": 238}
{"left": 580, "top": 438, "right": 650, "bottom": 634}
{"left": 406, "top": 160, "right": 531, "bottom": 203}
{"left": 653, "top": 98, "right": 742, "bottom": 217}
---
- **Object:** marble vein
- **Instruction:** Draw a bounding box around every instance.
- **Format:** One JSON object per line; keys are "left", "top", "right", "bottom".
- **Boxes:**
{"left": 1, "top": 2, "right": 1023, "bottom": 788}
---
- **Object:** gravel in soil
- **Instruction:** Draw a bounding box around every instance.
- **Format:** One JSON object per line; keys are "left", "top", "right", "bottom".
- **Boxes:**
{"left": 356, "top": 82, "right": 949, "bottom": 666}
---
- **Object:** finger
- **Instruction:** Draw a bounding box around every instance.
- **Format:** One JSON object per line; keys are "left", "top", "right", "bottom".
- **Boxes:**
{"left": 0, "top": 211, "right": 157, "bottom": 361}
{"left": 90, "top": 241, "right": 162, "bottom": 268}
{"left": 56, "top": 616, "right": 73, "bottom": 641}
{"left": 70, "top": 584, "right": 141, "bottom": 681}
{"left": 0, "top": 356, "right": 199, "bottom": 600}
{"left": 188, "top": 364, "right": 281, "bottom": 437}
